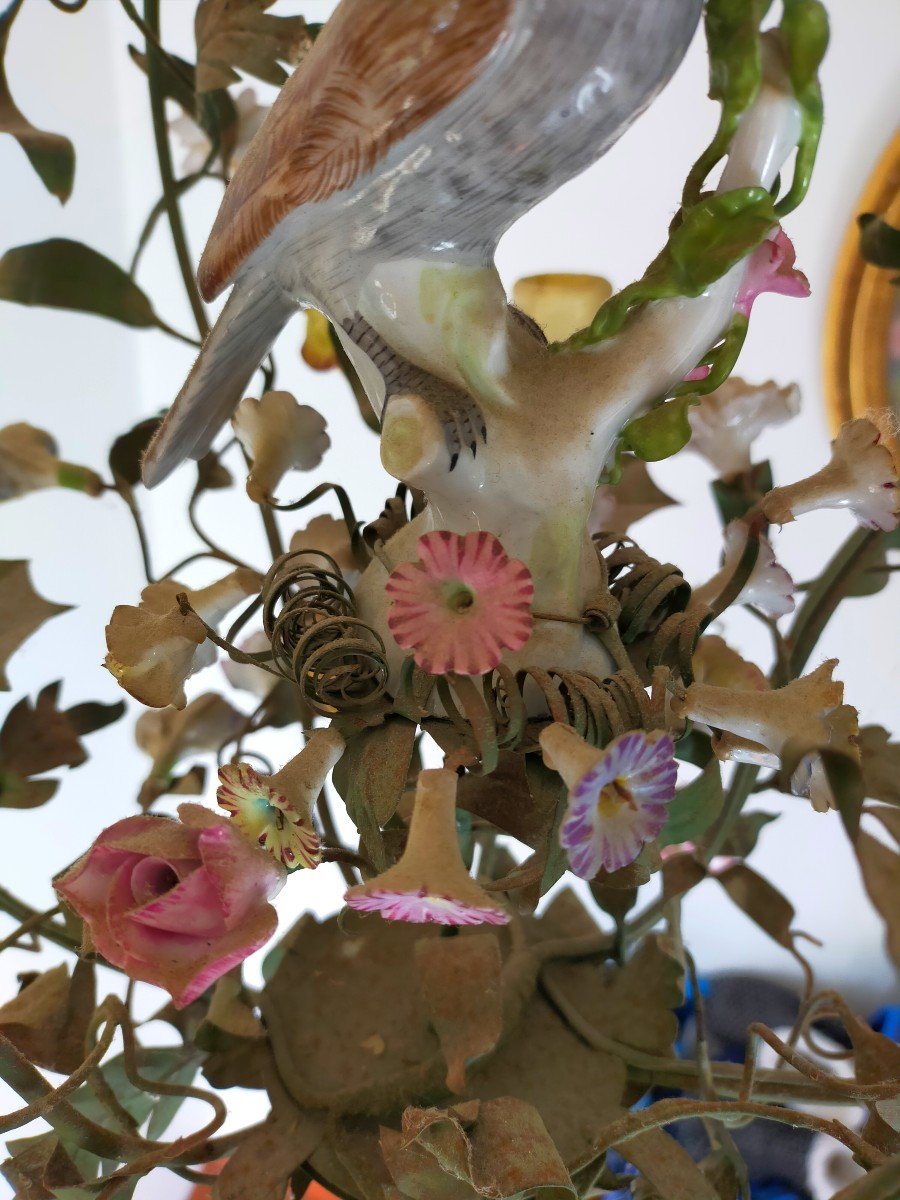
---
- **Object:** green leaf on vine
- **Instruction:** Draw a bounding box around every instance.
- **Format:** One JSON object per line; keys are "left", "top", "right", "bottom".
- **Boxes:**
{"left": 660, "top": 760, "right": 724, "bottom": 848}
{"left": 0, "top": 0, "right": 75, "bottom": 202}
{"left": 0, "top": 239, "right": 186, "bottom": 338}
{"left": 619, "top": 396, "right": 699, "bottom": 463}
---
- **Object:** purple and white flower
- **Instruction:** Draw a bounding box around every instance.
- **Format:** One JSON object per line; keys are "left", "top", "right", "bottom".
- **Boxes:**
{"left": 559, "top": 731, "right": 677, "bottom": 878}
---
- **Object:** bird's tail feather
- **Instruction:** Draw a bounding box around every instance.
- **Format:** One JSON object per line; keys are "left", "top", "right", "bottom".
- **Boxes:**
{"left": 142, "top": 278, "right": 297, "bottom": 488}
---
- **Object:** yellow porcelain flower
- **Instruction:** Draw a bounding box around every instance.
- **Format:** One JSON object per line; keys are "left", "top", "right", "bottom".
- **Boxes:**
{"left": 512, "top": 273, "right": 612, "bottom": 343}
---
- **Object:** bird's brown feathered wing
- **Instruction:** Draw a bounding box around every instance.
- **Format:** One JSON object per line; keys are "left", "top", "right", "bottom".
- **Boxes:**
{"left": 198, "top": 0, "right": 513, "bottom": 301}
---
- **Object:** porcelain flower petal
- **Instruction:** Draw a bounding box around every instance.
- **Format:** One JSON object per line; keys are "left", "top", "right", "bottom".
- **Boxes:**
{"left": 762, "top": 419, "right": 899, "bottom": 531}
{"left": 55, "top": 804, "right": 284, "bottom": 1008}
{"left": 735, "top": 228, "right": 810, "bottom": 319}
{"left": 0, "top": 423, "right": 102, "bottom": 502}
{"left": 692, "top": 635, "right": 770, "bottom": 694}
{"left": 222, "top": 630, "right": 279, "bottom": 699}
{"left": 687, "top": 378, "right": 801, "bottom": 478}
{"left": 386, "top": 531, "right": 534, "bottom": 676}
{"left": 170, "top": 87, "right": 268, "bottom": 175}
{"left": 232, "top": 391, "right": 330, "bottom": 503}
{"left": 217, "top": 762, "right": 321, "bottom": 870}
{"left": 344, "top": 769, "right": 509, "bottom": 926}
{"left": 512, "top": 273, "right": 612, "bottom": 343}
{"left": 301, "top": 310, "right": 339, "bottom": 370}
{"left": 289, "top": 514, "right": 361, "bottom": 585}
{"left": 692, "top": 521, "right": 795, "bottom": 618}
{"left": 106, "top": 569, "right": 261, "bottom": 709}
{"left": 553, "top": 729, "right": 677, "bottom": 878}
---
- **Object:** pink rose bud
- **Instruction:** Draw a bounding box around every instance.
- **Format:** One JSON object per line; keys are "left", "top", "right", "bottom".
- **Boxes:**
{"left": 55, "top": 804, "right": 285, "bottom": 1008}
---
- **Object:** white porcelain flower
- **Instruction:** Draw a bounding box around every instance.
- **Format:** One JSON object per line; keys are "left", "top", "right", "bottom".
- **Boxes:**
{"left": 105, "top": 569, "right": 261, "bottom": 709}
{"left": 674, "top": 661, "right": 853, "bottom": 805}
{"left": 691, "top": 520, "right": 795, "bottom": 618}
{"left": 762, "top": 419, "right": 899, "bottom": 531}
{"left": 0, "top": 423, "right": 102, "bottom": 501}
{"left": 232, "top": 391, "right": 330, "bottom": 503}
{"left": 222, "top": 630, "right": 279, "bottom": 699}
{"left": 169, "top": 88, "right": 268, "bottom": 176}
{"left": 687, "top": 377, "right": 800, "bottom": 478}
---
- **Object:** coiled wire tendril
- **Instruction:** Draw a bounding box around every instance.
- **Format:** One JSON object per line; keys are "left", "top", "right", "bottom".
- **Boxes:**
{"left": 262, "top": 549, "right": 388, "bottom": 713}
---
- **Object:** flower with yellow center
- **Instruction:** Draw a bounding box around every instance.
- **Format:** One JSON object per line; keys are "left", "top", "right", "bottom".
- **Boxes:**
{"left": 541, "top": 724, "right": 677, "bottom": 879}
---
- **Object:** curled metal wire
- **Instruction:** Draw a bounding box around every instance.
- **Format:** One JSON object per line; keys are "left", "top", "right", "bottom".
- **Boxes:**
{"left": 262, "top": 549, "right": 388, "bottom": 713}
{"left": 593, "top": 533, "right": 692, "bottom": 643}
{"left": 401, "top": 659, "right": 670, "bottom": 772}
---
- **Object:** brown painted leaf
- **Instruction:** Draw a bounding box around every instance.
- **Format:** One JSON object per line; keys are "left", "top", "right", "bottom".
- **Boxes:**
{"left": 457, "top": 752, "right": 561, "bottom": 850}
{"left": 381, "top": 1097, "right": 576, "bottom": 1200}
{"left": 830, "top": 1156, "right": 900, "bottom": 1199}
{"left": 0, "top": 240, "right": 174, "bottom": 334}
{"left": 620, "top": 1128, "right": 721, "bottom": 1200}
{"left": 591, "top": 456, "right": 677, "bottom": 535}
{"left": 262, "top": 912, "right": 449, "bottom": 1114}
{"left": 0, "top": 561, "right": 71, "bottom": 690}
{"left": 843, "top": 1008, "right": 900, "bottom": 1155}
{"left": 195, "top": 0, "right": 314, "bottom": 92}
{"left": 0, "top": 1133, "right": 84, "bottom": 1199}
{"left": 332, "top": 716, "right": 417, "bottom": 867}
{"left": 0, "top": 683, "right": 123, "bottom": 778}
{"left": 543, "top": 934, "right": 684, "bottom": 1058}
{"left": 713, "top": 863, "right": 799, "bottom": 952}
{"left": 859, "top": 726, "right": 900, "bottom": 806}
{"left": 213, "top": 1109, "right": 326, "bottom": 1200}
{"left": 0, "top": 0, "right": 74, "bottom": 202}
{"left": 109, "top": 416, "right": 164, "bottom": 488}
{"left": 0, "top": 773, "right": 58, "bottom": 810}
{"left": 416, "top": 934, "right": 504, "bottom": 1093}
{"left": 0, "top": 961, "right": 95, "bottom": 1074}
{"left": 854, "top": 831, "right": 900, "bottom": 966}
{"left": 197, "top": 973, "right": 270, "bottom": 1092}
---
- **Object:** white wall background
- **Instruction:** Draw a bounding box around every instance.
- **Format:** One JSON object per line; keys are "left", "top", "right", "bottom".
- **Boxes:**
{"left": 0, "top": 1, "right": 898, "bottom": 1195}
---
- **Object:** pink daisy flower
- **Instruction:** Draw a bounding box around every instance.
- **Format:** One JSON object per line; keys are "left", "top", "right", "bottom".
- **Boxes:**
{"left": 344, "top": 768, "right": 509, "bottom": 927}
{"left": 735, "top": 228, "right": 810, "bottom": 319}
{"left": 217, "top": 762, "right": 321, "bottom": 871}
{"left": 386, "top": 530, "right": 534, "bottom": 676}
{"left": 559, "top": 730, "right": 678, "bottom": 878}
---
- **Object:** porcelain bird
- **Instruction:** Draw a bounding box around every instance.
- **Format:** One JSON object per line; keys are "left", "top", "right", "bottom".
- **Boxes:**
{"left": 143, "top": 0, "right": 703, "bottom": 487}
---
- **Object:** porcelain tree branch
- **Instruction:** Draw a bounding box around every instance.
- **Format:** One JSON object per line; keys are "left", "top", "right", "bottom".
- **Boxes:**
{"left": 357, "top": 43, "right": 803, "bottom": 681}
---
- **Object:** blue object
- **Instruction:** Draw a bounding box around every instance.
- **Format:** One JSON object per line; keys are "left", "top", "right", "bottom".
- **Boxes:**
{"left": 751, "top": 1184, "right": 806, "bottom": 1200}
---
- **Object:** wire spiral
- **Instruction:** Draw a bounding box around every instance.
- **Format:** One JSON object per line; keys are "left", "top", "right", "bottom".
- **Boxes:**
{"left": 262, "top": 549, "right": 389, "bottom": 713}
{"left": 593, "top": 533, "right": 692, "bottom": 644}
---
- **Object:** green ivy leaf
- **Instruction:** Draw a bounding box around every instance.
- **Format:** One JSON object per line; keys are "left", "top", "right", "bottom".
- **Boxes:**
{"left": 776, "top": 0, "right": 829, "bottom": 216}
{"left": 711, "top": 461, "right": 773, "bottom": 524}
{"left": 620, "top": 396, "right": 698, "bottom": 464}
{"left": 660, "top": 760, "right": 724, "bottom": 848}
{"left": 0, "top": 239, "right": 189, "bottom": 339}
{"left": 562, "top": 189, "right": 777, "bottom": 351}
{"left": 0, "top": 0, "right": 75, "bottom": 202}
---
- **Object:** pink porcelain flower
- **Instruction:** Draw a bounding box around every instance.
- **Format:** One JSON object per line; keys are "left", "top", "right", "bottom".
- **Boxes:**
{"left": 735, "top": 228, "right": 810, "bottom": 318}
{"left": 55, "top": 804, "right": 284, "bottom": 1008}
{"left": 556, "top": 730, "right": 678, "bottom": 878}
{"left": 386, "top": 531, "right": 534, "bottom": 676}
